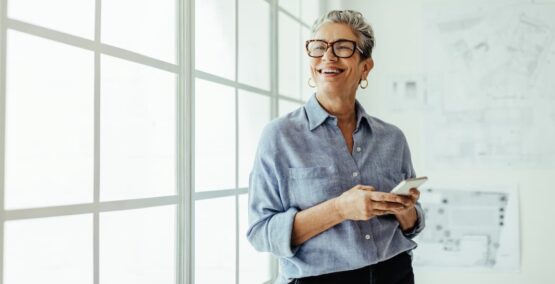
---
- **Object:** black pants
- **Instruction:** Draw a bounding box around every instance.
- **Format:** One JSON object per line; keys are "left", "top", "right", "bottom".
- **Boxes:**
{"left": 291, "top": 252, "right": 414, "bottom": 284}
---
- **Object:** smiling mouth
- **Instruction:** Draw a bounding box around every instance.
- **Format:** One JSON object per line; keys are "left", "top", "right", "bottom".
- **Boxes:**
{"left": 318, "top": 68, "right": 345, "bottom": 75}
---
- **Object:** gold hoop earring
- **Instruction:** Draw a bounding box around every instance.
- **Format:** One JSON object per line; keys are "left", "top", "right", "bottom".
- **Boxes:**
{"left": 360, "top": 79, "right": 368, "bottom": 89}
{"left": 308, "top": 77, "right": 316, "bottom": 88}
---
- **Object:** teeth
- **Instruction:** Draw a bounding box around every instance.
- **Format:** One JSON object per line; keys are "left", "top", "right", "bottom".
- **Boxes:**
{"left": 322, "top": 69, "right": 341, "bottom": 74}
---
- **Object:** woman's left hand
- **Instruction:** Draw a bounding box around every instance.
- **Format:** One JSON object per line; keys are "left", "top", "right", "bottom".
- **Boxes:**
{"left": 390, "top": 188, "right": 420, "bottom": 231}
{"left": 389, "top": 188, "right": 420, "bottom": 215}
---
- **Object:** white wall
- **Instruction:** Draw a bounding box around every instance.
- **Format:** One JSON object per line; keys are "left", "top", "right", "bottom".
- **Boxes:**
{"left": 339, "top": 0, "right": 555, "bottom": 283}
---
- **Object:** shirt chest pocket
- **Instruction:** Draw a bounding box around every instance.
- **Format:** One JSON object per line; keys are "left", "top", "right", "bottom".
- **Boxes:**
{"left": 288, "top": 166, "right": 341, "bottom": 210}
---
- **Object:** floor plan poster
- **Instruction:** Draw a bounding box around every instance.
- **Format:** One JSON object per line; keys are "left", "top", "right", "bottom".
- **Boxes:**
{"left": 413, "top": 186, "right": 520, "bottom": 271}
{"left": 423, "top": 0, "right": 555, "bottom": 168}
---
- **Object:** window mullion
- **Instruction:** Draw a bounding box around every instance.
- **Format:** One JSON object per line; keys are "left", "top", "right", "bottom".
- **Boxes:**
{"left": 181, "top": 0, "right": 195, "bottom": 283}
{"left": 0, "top": 0, "right": 8, "bottom": 282}
{"left": 234, "top": 0, "right": 240, "bottom": 283}
{"left": 93, "top": 1, "right": 101, "bottom": 284}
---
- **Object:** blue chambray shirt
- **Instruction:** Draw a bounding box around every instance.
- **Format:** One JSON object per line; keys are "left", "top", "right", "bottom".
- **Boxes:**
{"left": 247, "top": 94, "right": 425, "bottom": 284}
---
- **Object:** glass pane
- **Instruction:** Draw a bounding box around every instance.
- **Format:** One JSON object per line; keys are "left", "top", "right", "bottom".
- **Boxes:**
{"left": 195, "top": 79, "right": 236, "bottom": 191}
{"left": 279, "top": 99, "right": 302, "bottom": 117}
{"left": 238, "top": 0, "right": 270, "bottom": 90}
{"left": 195, "top": 0, "right": 235, "bottom": 80}
{"left": 100, "top": 55, "right": 176, "bottom": 201}
{"left": 102, "top": 0, "right": 176, "bottom": 63}
{"left": 301, "top": 0, "right": 321, "bottom": 26}
{"left": 4, "top": 214, "right": 93, "bottom": 284}
{"left": 301, "top": 27, "right": 314, "bottom": 102}
{"left": 239, "top": 194, "right": 272, "bottom": 284}
{"left": 238, "top": 91, "right": 271, "bottom": 188}
{"left": 100, "top": 206, "right": 176, "bottom": 284}
{"left": 279, "top": 12, "right": 301, "bottom": 99}
{"left": 195, "top": 196, "right": 236, "bottom": 284}
{"left": 8, "top": 0, "right": 94, "bottom": 39}
{"left": 279, "top": 0, "right": 299, "bottom": 18}
{"left": 5, "top": 30, "right": 94, "bottom": 209}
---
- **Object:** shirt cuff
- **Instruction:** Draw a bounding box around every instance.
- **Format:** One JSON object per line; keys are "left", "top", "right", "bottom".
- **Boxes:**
{"left": 268, "top": 207, "right": 300, "bottom": 257}
{"left": 402, "top": 203, "right": 425, "bottom": 239}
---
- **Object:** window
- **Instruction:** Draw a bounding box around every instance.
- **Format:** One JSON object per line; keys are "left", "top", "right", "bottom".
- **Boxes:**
{"left": 278, "top": 0, "right": 320, "bottom": 111}
{"left": 193, "top": 0, "right": 273, "bottom": 281}
{"left": 0, "top": 0, "right": 325, "bottom": 283}
{"left": 1, "top": 0, "right": 180, "bottom": 283}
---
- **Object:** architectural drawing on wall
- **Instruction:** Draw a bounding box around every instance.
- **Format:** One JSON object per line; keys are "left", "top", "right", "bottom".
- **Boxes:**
{"left": 385, "top": 74, "right": 428, "bottom": 110}
{"left": 423, "top": 1, "right": 555, "bottom": 167}
{"left": 413, "top": 186, "right": 520, "bottom": 271}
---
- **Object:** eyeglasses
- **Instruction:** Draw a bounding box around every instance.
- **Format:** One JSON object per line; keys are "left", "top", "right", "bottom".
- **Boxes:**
{"left": 305, "top": 39, "right": 364, "bottom": 58}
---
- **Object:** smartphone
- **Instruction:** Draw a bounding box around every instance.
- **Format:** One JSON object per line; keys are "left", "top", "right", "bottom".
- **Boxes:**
{"left": 390, "top": 176, "right": 428, "bottom": 196}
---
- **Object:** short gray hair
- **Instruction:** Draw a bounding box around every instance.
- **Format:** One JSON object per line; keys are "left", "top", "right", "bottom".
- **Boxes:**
{"left": 311, "top": 10, "right": 375, "bottom": 59}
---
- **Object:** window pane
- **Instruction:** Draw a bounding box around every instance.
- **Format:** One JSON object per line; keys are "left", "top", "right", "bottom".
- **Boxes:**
{"left": 239, "top": 194, "right": 272, "bottom": 284}
{"left": 279, "top": 99, "right": 302, "bottom": 117}
{"left": 100, "top": 55, "right": 176, "bottom": 201}
{"left": 279, "top": 0, "right": 299, "bottom": 18}
{"left": 195, "top": 196, "right": 236, "bottom": 283}
{"left": 8, "top": 0, "right": 94, "bottom": 39}
{"left": 195, "top": 79, "right": 236, "bottom": 191}
{"left": 195, "top": 0, "right": 235, "bottom": 80}
{"left": 5, "top": 30, "right": 93, "bottom": 209}
{"left": 238, "top": 91, "right": 271, "bottom": 188}
{"left": 279, "top": 12, "right": 301, "bottom": 99}
{"left": 238, "top": 0, "right": 270, "bottom": 90}
{"left": 301, "top": 27, "right": 314, "bottom": 102}
{"left": 102, "top": 0, "right": 176, "bottom": 63}
{"left": 4, "top": 214, "right": 93, "bottom": 284}
{"left": 301, "top": 0, "right": 321, "bottom": 26}
{"left": 100, "top": 206, "right": 176, "bottom": 284}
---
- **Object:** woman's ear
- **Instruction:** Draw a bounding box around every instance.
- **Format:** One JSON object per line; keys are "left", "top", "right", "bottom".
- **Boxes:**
{"left": 361, "top": 58, "right": 374, "bottom": 79}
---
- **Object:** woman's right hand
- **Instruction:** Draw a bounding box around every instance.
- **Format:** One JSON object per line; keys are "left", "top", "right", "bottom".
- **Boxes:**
{"left": 333, "top": 184, "right": 410, "bottom": 221}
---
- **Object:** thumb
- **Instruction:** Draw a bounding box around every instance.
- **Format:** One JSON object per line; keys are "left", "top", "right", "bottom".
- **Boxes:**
{"left": 358, "top": 185, "right": 376, "bottom": 192}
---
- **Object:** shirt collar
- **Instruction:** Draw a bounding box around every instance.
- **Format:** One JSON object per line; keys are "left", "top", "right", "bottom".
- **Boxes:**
{"left": 305, "top": 94, "right": 331, "bottom": 131}
{"left": 354, "top": 99, "right": 372, "bottom": 133}
{"left": 304, "top": 94, "right": 372, "bottom": 132}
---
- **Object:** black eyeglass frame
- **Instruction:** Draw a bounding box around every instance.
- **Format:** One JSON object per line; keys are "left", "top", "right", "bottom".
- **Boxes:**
{"left": 305, "top": 39, "right": 365, "bottom": 58}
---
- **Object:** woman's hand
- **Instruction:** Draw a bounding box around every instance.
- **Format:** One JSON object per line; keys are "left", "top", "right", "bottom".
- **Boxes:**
{"left": 393, "top": 188, "right": 421, "bottom": 231}
{"left": 333, "top": 185, "right": 418, "bottom": 221}
{"left": 392, "top": 188, "right": 420, "bottom": 215}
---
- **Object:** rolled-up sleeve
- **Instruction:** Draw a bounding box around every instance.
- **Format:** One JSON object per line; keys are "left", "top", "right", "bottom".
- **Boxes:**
{"left": 402, "top": 203, "right": 425, "bottom": 239}
{"left": 246, "top": 125, "right": 299, "bottom": 258}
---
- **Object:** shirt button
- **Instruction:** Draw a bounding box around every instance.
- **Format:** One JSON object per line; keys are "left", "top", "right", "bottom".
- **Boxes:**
{"left": 365, "top": 234, "right": 371, "bottom": 240}
{"left": 356, "top": 147, "right": 361, "bottom": 152}
{"left": 352, "top": 171, "right": 359, "bottom": 177}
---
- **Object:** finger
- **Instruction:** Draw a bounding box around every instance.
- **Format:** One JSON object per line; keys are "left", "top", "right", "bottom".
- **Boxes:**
{"left": 372, "top": 201, "right": 406, "bottom": 211}
{"left": 357, "top": 185, "right": 376, "bottom": 191}
{"left": 372, "top": 209, "right": 391, "bottom": 216}
{"left": 370, "top": 192, "right": 407, "bottom": 204}
{"left": 409, "top": 188, "right": 420, "bottom": 201}
{"left": 395, "top": 195, "right": 413, "bottom": 206}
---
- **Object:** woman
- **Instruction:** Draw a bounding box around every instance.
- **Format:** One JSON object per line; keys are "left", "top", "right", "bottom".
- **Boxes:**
{"left": 247, "top": 10, "right": 425, "bottom": 284}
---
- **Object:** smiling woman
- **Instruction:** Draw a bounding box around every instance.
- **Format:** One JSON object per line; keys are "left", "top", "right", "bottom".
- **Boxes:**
{"left": 306, "top": 19, "right": 374, "bottom": 116}
{"left": 247, "top": 10, "right": 425, "bottom": 284}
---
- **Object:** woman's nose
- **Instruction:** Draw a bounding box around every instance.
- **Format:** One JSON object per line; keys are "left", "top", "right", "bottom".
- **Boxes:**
{"left": 321, "top": 46, "right": 338, "bottom": 62}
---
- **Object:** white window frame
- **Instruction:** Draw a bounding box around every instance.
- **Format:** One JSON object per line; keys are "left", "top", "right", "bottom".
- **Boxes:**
{"left": 0, "top": 0, "right": 185, "bottom": 283}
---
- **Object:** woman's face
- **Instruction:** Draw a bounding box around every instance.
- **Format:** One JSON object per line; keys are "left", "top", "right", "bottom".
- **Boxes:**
{"left": 309, "top": 22, "right": 373, "bottom": 97}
